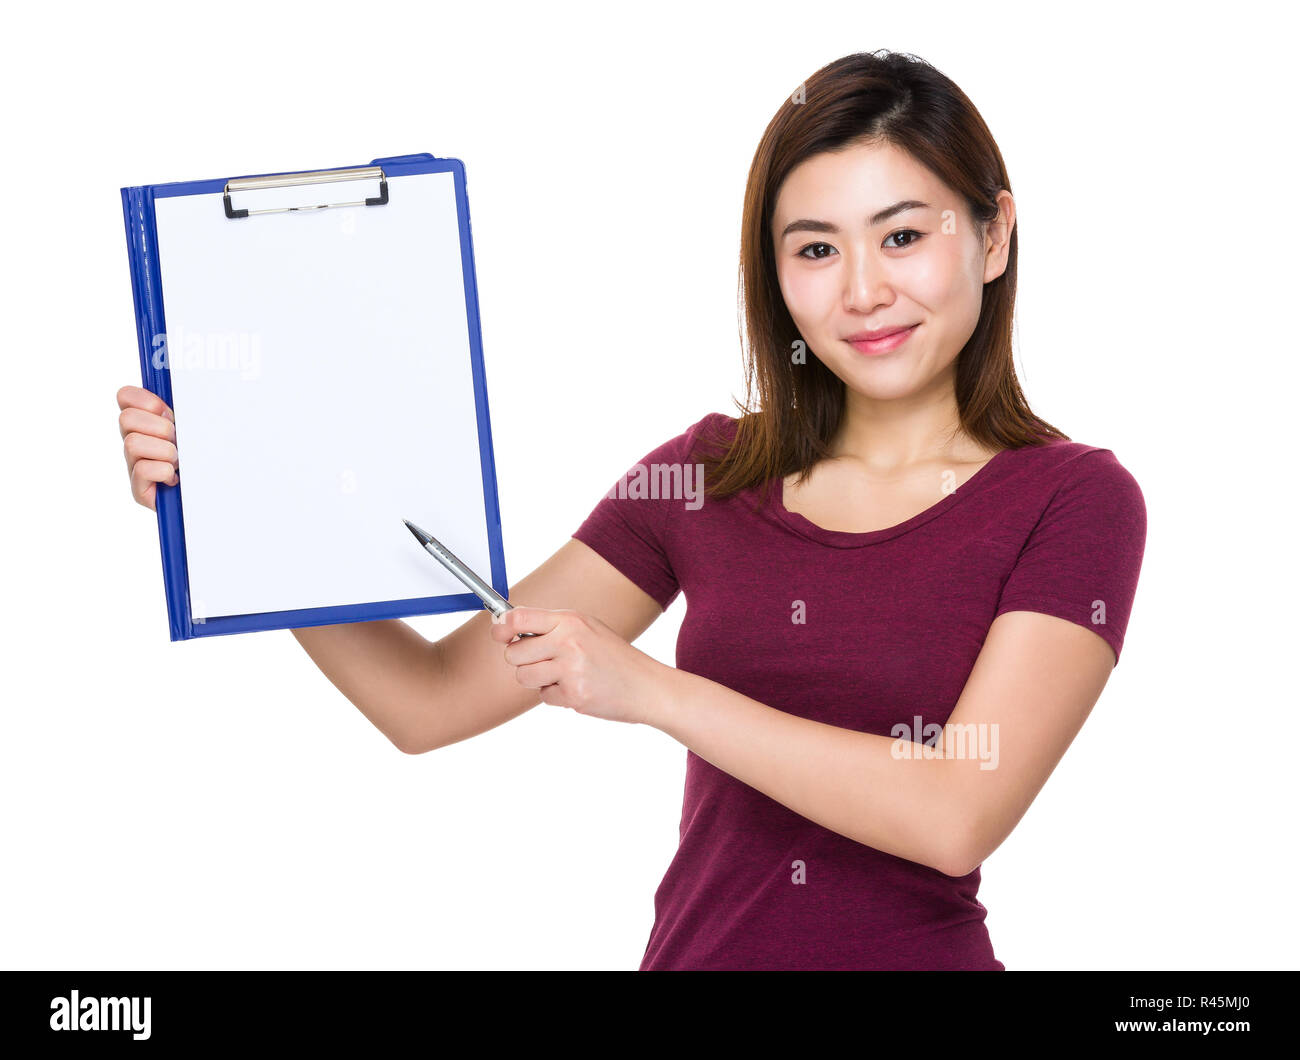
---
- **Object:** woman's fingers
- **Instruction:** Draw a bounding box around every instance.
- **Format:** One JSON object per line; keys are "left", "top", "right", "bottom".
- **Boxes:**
{"left": 116, "top": 386, "right": 173, "bottom": 429}
{"left": 123, "top": 429, "right": 178, "bottom": 476}
{"left": 130, "top": 457, "right": 178, "bottom": 510}
{"left": 118, "top": 402, "right": 175, "bottom": 445}
{"left": 512, "top": 659, "right": 562, "bottom": 690}
{"left": 118, "top": 386, "right": 179, "bottom": 511}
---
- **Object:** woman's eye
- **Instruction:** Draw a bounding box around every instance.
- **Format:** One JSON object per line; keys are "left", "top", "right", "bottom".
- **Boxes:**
{"left": 797, "top": 242, "right": 835, "bottom": 260}
{"left": 885, "top": 229, "right": 923, "bottom": 249}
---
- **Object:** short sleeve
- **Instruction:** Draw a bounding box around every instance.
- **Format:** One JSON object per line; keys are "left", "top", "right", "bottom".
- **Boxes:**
{"left": 994, "top": 449, "right": 1147, "bottom": 665}
{"left": 570, "top": 414, "right": 717, "bottom": 611}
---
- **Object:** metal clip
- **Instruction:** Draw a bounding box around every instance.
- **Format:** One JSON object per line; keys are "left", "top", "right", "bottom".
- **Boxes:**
{"left": 223, "top": 166, "right": 389, "bottom": 219}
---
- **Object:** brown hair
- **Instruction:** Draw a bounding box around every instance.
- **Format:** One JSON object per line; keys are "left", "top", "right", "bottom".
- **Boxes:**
{"left": 693, "top": 49, "right": 1069, "bottom": 499}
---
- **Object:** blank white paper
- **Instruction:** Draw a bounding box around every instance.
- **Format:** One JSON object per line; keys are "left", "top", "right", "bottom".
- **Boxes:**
{"left": 152, "top": 170, "right": 497, "bottom": 620}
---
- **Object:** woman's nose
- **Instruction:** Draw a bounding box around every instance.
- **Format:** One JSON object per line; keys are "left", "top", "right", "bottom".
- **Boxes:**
{"left": 842, "top": 251, "right": 893, "bottom": 311}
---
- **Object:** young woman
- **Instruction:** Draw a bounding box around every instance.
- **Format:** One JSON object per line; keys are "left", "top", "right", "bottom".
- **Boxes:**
{"left": 117, "top": 50, "right": 1146, "bottom": 970}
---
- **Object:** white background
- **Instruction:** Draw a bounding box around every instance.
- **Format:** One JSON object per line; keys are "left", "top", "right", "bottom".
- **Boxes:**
{"left": 3, "top": 0, "right": 1296, "bottom": 971}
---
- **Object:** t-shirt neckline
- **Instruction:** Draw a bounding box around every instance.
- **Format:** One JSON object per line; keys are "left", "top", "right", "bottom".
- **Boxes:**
{"left": 759, "top": 446, "right": 1016, "bottom": 548}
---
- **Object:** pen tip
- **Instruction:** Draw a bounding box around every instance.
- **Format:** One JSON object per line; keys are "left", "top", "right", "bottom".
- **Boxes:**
{"left": 403, "top": 519, "right": 432, "bottom": 546}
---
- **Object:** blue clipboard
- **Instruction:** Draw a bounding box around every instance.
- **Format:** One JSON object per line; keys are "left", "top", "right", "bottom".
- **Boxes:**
{"left": 121, "top": 152, "right": 510, "bottom": 641}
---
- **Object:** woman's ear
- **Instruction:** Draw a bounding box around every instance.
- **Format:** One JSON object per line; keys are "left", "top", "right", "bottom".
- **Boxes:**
{"left": 982, "top": 190, "right": 1016, "bottom": 284}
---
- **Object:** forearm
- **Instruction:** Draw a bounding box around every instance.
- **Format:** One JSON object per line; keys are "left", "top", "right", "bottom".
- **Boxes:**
{"left": 647, "top": 666, "right": 971, "bottom": 875}
{"left": 290, "top": 619, "right": 442, "bottom": 753}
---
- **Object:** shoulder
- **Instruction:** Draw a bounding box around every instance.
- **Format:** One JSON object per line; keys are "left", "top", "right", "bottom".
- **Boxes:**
{"left": 688, "top": 411, "right": 741, "bottom": 452}
{"left": 1009, "top": 437, "right": 1143, "bottom": 497}
{"left": 1005, "top": 438, "right": 1146, "bottom": 542}
{"left": 645, "top": 410, "right": 740, "bottom": 463}
{"left": 688, "top": 410, "right": 740, "bottom": 441}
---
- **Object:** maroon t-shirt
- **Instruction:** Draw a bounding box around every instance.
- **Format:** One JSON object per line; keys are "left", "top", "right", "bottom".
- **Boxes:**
{"left": 571, "top": 411, "right": 1147, "bottom": 970}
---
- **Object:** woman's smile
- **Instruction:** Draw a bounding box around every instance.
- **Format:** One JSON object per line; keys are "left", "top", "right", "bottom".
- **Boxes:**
{"left": 846, "top": 323, "right": 920, "bottom": 355}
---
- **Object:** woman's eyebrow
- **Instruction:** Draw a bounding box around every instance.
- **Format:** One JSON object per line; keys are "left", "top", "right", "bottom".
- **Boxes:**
{"left": 779, "top": 200, "right": 932, "bottom": 239}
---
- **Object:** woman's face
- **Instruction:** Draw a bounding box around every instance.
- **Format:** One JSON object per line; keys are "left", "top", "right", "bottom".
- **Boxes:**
{"left": 771, "top": 139, "right": 1014, "bottom": 404}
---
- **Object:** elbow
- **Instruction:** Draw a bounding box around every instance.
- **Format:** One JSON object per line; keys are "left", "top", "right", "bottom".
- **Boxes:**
{"left": 935, "top": 814, "right": 995, "bottom": 879}
{"left": 934, "top": 842, "right": 981, "bottom": 879}
{"left": 393, "top": 730, "right": 433, "bottom": 755}
{"left": 922, "top": 766, "right": 997, "bottom": 877}
{"left": 921, "top": 794, "right": 983, "bottom": 877}
{"left": 879, "top": 825, "right": 976, "bottom": 878}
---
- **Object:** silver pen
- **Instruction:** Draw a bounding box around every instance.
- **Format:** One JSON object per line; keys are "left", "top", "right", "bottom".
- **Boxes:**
{"left": 402, "top": 519, "right": 539, "bottom": 637}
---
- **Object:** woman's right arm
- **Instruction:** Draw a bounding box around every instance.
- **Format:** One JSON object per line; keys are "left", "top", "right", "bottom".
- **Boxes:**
{"left": 290, "top": 538, "right": 663, "bottom": 753}
{"left": 119, "top": 384, "right": 665, "bottom": 756}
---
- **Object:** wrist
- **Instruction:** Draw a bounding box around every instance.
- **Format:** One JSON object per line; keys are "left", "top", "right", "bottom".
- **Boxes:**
{"left": 637, "top": 657, "right": 681, "bottom": 731}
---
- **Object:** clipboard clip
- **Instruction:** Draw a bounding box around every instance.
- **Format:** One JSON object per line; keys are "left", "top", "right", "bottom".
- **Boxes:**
{"left": 223, "top": 165, "right": 389, "bottom": 219}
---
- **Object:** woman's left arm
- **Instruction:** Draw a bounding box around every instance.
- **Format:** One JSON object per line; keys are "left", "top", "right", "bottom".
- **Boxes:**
{"left": 492, "top": 606, "right": 1116, "bottom": 878}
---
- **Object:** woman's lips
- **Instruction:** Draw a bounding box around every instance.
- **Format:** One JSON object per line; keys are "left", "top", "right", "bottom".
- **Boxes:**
{"left": 847, "top": 324, "right": 919, "bottom": 355}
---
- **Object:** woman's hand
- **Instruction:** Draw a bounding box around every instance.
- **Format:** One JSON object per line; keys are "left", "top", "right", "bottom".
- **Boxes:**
{"left": 117, "top": 385, "right": 178, "bottom": 511}
{"left": 489, "top": 606, "right": 670, "bottom": 726}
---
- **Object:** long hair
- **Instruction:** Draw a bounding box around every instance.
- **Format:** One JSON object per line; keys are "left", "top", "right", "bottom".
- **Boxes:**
{"left": 694, "top": 49, "right": 1068, "bottom": 499}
